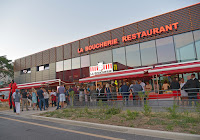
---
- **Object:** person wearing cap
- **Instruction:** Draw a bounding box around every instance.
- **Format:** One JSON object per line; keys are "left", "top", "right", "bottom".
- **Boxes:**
{"left": 12, "top": 89, "right": 21, "bottom": 115}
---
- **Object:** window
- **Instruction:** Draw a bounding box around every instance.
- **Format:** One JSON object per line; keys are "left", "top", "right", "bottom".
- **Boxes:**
{"left": 81, "top": 55, "right": 90, "bottom": 68}
{"left": 36, "top": 64, "right": 49, "bottom": 71}
{"left": 112, "top": 47, "right": 126, "bottom": 71}
{"left": 140, "top": 40, "right": 157, "bottom": 66}
{"left": 81, "top": 55, "right": 90, "bottom": 78}
{"left": 64, "top": 59, "right": 71, "bottom": 70}
{"left": 56, "top": 61, "right": 63, "bottom": 72}
{"left": 37, "top": 65, "right": 44, "bottom": 71}
{"left": 90, "top": 50, "right": 112, "bottom": 66}
{"left": 72, "top": 57, "right": 80, "bottom": 69}
{"left": 21, "top": 68, "right": 31, "bottom": 74}
{"left": 126, "top": 44, "right": 141, "bottom": 68}
{"left": 156, "top": 36, "right": 176, "bottom": 63}
{"left": 44, "top": 64, "right": 49, "bottom": 70}
{"left": 174, "top": 32, "right": 196, "bottom": 62}
{"left": 193, "top": 30, "right": 200, "bottom": 60}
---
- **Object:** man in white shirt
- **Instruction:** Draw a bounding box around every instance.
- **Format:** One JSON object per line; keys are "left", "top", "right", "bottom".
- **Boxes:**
{"left": 138, "top": 80, "right": 145, "bottom": 92}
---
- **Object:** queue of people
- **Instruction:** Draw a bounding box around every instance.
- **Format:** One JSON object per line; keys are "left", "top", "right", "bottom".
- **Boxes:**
{"left": 9, "top": 73, "right": 200, "bottom": 115}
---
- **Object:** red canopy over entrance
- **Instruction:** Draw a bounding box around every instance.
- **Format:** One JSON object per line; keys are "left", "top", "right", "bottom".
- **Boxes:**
{"left": 148, "top": 60, "right": 200, "bottom": 76}
{"left": 79, "top": 60, "right": 200, "bottom": 83}
{"left": 79, "top": 67, "right": 152, "bottom": 83}
{"left": 0, "top": 79, "right": 73, "bottom": 92}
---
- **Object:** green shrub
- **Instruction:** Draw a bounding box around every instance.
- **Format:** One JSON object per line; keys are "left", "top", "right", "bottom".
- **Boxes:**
{"left": 126, "top": 109, "right": 139, "bottom": 120}
{"left": 166, "top": 124, "right": 174, "bottom": 131}
{"left": 166, "top": 104, "right": 179, "bottom": 119}
{"left": 105, "top": 107, "right": 121, "bottom": 115}
{"left": 143, "top": 102, "right": 152, "bottom": 116}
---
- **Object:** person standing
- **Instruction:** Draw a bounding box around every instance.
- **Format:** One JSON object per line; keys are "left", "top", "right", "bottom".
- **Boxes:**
{"left": 72, "top": 85, "right": 78, "bottom": 103}
{"left": 37, "top": 87, "right": 45, "bottom": 111}
{"left": 182, "top": 74, "right": 200, "bottom": 106}
{"left": 31, "top": 88, "right": 37, "bottom": 110}
{"left": 44, "top": 89, "right": 49, "bottom": 109}
{"left": 145, "top": 81, "right": 152, "bottom": 92}
{"left": 121, "top": 82, "right": 129, "bottom": 106}
{"left": 79, "top": 85, "right": 84, "bottom": 103}
{"left": 12, "top": 89, "right": 21, "bottom": 115}
{"left": 58, "top": 83, "right": 66, "bottom": 109}
{"left": 171, "top": 77, "right": 180, "bottom": 90}
{"left": 50, "top": 89, "right": 57, "bottom": 107}
{"left": 105, "top": 83, "right": 112, "bottom": 101}
{"left": 138, "top": 80, "right": 145, "bottom": 92}
{"left": 129, "top": 80, "right": 143, "bottom": 106}
{"left": 111, "top": 83, "right": 117, "bottom": 100}
{"left": 180, "top": 78, "right": 188, "bottom": 106}
{"left": 162, "top": 80, "right": 170, "bottom": 91}
{"left": 68, "top": 86, "right": 74, "bottom": 106}
{"left": 21, "top": 89, "right": 29, "bottom": 111}
{"left": 96, "top": 84, "right": 104, "bottom": 101}
{"left": 9, "top": 80, "right": 17, "bottom": 112}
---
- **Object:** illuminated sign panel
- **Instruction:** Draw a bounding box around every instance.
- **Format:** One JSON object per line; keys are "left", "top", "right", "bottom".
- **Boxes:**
{"left": 77, "top": 22, "right": 179, "bottom": 53}
{"left": 90, "top": 62, "right": 113, "bottom": 76}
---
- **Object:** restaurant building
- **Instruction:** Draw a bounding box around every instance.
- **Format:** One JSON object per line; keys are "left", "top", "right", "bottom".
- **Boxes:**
{"left": 13, "top": 3, "right": 200, "bottom": 86}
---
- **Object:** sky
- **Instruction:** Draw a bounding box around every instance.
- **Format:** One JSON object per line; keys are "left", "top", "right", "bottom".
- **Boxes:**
{"left": 0, "top": 0, "right": 200, "bottom": 61}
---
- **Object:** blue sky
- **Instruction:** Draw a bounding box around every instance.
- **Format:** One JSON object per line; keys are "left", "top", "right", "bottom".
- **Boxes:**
{"left": 0, "top": 0, "right": 199, "bottom": 61}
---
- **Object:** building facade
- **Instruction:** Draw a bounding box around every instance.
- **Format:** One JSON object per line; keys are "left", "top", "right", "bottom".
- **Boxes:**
{"left": 14, "top": 3, "right": 200, "bottom": 84}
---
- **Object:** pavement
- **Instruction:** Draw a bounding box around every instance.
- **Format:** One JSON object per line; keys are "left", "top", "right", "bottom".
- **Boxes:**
{"left": 0, "top": 106, "right": 200, "bottom": 140}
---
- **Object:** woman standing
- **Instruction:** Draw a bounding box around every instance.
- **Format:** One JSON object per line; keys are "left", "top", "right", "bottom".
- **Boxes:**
{"left": 105, "top": 83, "right": 112, "bottom": 101}
{"left": 43, "top": 89, "right": 49, "bottom": 109}
{"left": 50, "top": 89, "right": 57, "bottom": 107}
{"left": 180, "top": 78, "right": 188, "bottom": 106}
{"left": 31, "top": 88, "right": 37, "bottom": 110}
{"left": 162, "top": 80, "right": 170, "bottom": 91}
{"left": 111, "top": 83, "right": 117, "bottom": 100}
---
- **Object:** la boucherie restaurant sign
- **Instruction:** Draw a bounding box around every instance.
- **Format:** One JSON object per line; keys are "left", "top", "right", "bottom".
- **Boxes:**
{"left": 77, "top": 22, "right": 178, "bottom": 53}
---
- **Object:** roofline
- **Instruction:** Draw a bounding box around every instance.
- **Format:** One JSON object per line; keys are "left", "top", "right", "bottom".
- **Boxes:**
{"left": 15, "top": 2, "right": 200, "bottom": 61}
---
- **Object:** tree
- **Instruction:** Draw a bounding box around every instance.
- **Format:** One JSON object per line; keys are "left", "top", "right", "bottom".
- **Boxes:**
{"left": 0, "top": 56, "right": 13, "bottom": 81}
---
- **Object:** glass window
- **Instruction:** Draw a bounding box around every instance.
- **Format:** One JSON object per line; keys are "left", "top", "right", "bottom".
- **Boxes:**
{"left": 56, "top": 61, "right": 63, "bottom": 72}
{"left": 72, "top": 57, "right": 80, "bottom": 69}
{"left": 64, "top": 59, "right": 71, "bottom": 70}
{"left": 112, "top": 47, "right": 126, "bottom": 71}
{"left": 44, "top": 64, "right": 49, "bottom": 70}
{"left": 174, "top": 32, "right": 196, "bottom": 62}
{"left": 39, "top": 66, "right": 44, "bottom": 71}
{"left": 193, "top": 30, "right": 200, "bottom": 60}
{"left": 90, "top": 50, "right": 112, "bottom": 66}
{"left": 126, "top": 44, "right": 141, "bottom": 68}
{"left": 81, "top": 55, "right": 90, "bottom": 68}
{"left": 140, "top": 40, "right": 157, "bottom": 66}
{"left": 156, "top": 36, "right": 176, "bottom": 63}
{"left": 21, "top": 68, "right": 31, "bottom": 74}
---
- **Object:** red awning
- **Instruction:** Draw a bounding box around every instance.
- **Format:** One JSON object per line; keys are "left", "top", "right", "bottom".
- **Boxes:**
{"left": 0, "top": 79, "right": 72, "bottom": 92}
{"left": 148, "top": 60, "right": 200, "bottom": 75}
{"left": 79, "top": 67, "right": 152, "bottom": 83}
{"left": 79, "top": 60, "right": 200, "bottom": 83}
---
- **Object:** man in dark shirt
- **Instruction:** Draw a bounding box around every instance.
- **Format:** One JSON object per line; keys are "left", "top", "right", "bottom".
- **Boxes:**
{"left": 182, "top": 74, "right": 200, "bottom": 106}
{"left": 21, "top": 89, "right": 29, "bottom": 111}
{"left": 121, "top": 82, "right": 129, "bottom": 106}
{"left": 37, "top": 87, "right": 45, "bottom": 111}
{"left": 171, "top": 77, "right": 180, "bottom": 90}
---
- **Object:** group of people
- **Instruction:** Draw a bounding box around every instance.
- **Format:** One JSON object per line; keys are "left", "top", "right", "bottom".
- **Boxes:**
{"left": 10, "top": 83, "right": 73, "bottom": 115}
{"left": 9, "top": 74, "right": 200, "bottom": 115}
{"left": 118, "top": 74, "right": 200, "bottom": 106}
{"left": 12, "top": 87, "right": 50, "bottom": 115}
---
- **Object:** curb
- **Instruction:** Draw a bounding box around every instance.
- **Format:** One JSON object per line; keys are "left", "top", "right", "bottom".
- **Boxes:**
{"left": 30, "top": 115, "right": 200, "bottom": 140}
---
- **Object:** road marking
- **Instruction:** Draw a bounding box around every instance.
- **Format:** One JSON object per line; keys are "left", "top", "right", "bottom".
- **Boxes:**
{"left": 0, "top": 116, "right": 124, "bottom": 140}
